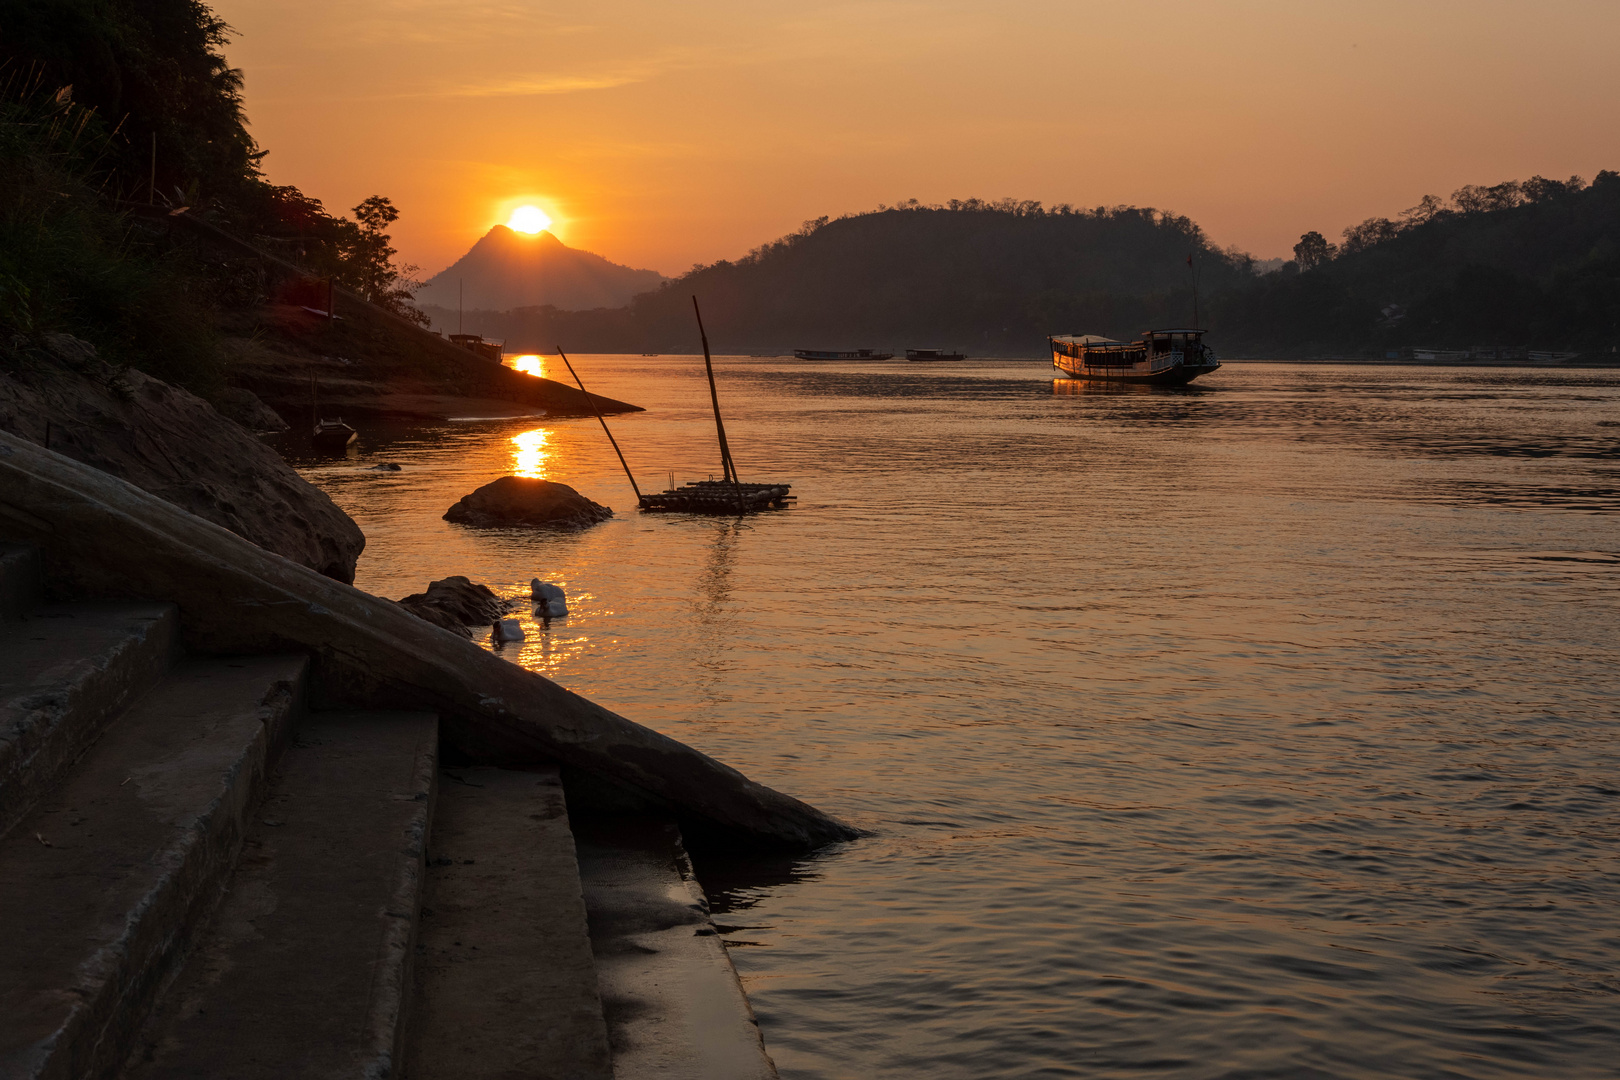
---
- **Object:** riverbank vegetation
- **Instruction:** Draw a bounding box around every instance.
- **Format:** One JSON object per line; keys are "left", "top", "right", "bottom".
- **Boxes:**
{"left": 1222, "top": 174, "right": 1620, "bottom": 356}
{"left": 0, "top": 0, "right": 426, "bottom": 391}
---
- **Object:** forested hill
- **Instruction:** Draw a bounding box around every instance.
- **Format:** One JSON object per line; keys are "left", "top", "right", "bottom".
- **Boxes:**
{"left": 638, "top": 202, "right": 1249, "bottom": 352}
{"left": 472, "top": 202, "right": 1251, "bottom": 354}
{"left": 1215, "top": 173, "right": 1620, "bottom": 356}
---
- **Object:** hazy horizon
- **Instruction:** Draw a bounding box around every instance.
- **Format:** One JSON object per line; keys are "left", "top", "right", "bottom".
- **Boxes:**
{"left": 213, "top": 0, "right": 1620, "bottom": 277}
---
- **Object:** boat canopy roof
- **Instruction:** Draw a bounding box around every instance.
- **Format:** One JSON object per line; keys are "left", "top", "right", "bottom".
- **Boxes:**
{"left": 1145, "top": 328, "right": 1206, "bottom": 336}
{"left": 1052, "top": 334, "right": 1127, "bottom": 345}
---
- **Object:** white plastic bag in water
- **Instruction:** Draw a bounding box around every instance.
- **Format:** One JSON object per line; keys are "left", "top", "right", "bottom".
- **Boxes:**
{"left": 530, "top": 579, "right": 568, "bottom": 618}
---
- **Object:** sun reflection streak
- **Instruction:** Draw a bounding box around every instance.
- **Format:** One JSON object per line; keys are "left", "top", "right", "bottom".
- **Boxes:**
{"left": 511, "top": 427, "right": 551, "bottom": 478}
{"left": 507, "top": 354, "right": 547, "bottom": 378}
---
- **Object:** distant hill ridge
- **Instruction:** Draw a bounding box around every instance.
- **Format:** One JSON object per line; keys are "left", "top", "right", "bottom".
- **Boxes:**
{"left": 423, "top": 182, "right": 1620, "bottom": 358}
{"left": 415, "top": 225, "right": 667, "bottom": 313}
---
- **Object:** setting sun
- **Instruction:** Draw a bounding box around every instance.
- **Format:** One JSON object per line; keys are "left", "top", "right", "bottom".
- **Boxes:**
{"left": 506, "top": 205, "right": 552, "bottom": 234}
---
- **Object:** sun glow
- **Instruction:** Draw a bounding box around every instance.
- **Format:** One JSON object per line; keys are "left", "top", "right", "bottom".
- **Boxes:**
{"left": 507, "top": 354, "right": 546, "bottom": 378}
{"left": 506, "top": 205, "right": 553, "bottom": 234}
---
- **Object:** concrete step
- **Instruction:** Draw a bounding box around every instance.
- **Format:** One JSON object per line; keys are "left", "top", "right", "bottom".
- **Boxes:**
{"left": 0, "top": 654, "right": 308, "bottom": 1080}
{"left": 124, "top": 710, "right": 438, "bottom": 1080}
{"left": 0, "top": 602, "right": 179, "bottom": 837}
{"left": 574, "top": 817, "right": 778, "bottom": 1080}
{"left": 406, "top": 766, "right": 614, "bottom": 1080}
{"left": 0, "top": 542, "right": 41, "bottom": 619}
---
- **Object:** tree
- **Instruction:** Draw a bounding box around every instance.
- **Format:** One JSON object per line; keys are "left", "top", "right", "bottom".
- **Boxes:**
{"left": 1293, "top": 231, "right": 1337, "bottom": 270}
{"left": 343, "top": 196, "right": 427, "bottom": 326}
{"left": 1340, "top": 217, "right": 1399, "bottom": 255}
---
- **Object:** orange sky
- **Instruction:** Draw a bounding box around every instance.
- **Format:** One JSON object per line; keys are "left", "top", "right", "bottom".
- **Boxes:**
{"left": 213, "top": 0, "right": 1620, "bottom": 278}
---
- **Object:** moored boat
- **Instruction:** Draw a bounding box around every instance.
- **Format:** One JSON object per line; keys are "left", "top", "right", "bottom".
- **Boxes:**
{"left": 906, "top": 348, "right": 965, "bottom": 362}
{"left": 311, "top": 418, "right": 357, "bottom": 453}
{"left": 793, "top": 348, "right": 895, "bottom": 361}
{"left": 449, "top": 333, "right": 504, "bottom": 362}
{"left": 1050, "top": 328, "right": 1219, "bottom": 385}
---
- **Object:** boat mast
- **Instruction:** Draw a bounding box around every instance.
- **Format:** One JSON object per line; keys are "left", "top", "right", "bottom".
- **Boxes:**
{"left": 691, "top": 297, "right": 746, "bottom": 513}
{"left": 692, "top": 297, "right": 738, "bottom": 484}
{"left": 556, "top": 347, "right": 643, "bottom": 504}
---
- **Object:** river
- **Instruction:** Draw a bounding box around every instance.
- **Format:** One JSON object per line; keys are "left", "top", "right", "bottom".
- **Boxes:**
{"left": 283, "top": 357, "right": 1620, "bottom": 1079}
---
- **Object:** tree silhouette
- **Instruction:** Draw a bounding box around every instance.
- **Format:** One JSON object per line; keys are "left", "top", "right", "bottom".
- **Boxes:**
{"left": 1293, "top": 231, "right": 1337, "bottom": 270}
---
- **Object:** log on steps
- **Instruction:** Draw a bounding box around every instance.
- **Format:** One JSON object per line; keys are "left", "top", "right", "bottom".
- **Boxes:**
{"left": 406, "top": 766, "right": 613, "bottom": 1080}
{"left": 0, "top": 654, "right": 309, "bottom": 1080}
{"left": 124, "top": 711, "right": 438, "bottom": 1080}
{"left": 0, "top": 430, "right": 857, "bottom": 853}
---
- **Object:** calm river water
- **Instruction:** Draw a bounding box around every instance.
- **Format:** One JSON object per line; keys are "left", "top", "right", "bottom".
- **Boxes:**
{"left": 285, "top": 358, "right": 1619, "bottom": 1079}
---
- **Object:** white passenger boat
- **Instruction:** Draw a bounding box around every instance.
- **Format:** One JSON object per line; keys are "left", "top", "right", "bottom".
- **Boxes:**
{"left": 1050, "top": 328, "right": 1220, "bottom": 385}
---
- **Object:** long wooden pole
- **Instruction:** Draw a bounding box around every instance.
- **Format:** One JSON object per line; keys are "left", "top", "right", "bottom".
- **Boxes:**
{"left": 693, "top": 296, "right": 736, "bottom": 481}
{"left": 691, "top": 297, "right": 747, "bottom": 513}
{"left": 556, "top": 348, "right": 642, "bottom": 504}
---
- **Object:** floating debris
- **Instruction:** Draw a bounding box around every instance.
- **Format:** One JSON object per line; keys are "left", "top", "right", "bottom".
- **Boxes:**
{"left": 530, "top": 579, "right": 568, "bottom": 618}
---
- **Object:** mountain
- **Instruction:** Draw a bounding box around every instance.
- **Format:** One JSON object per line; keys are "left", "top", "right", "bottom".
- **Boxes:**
{"left": 414, "top": 226, "right": 667, "bottom": 312}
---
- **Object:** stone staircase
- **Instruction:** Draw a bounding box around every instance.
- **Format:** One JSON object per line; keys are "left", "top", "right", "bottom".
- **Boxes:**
{"left": 0, "top": 542, "right": 776, "bottom": 1079}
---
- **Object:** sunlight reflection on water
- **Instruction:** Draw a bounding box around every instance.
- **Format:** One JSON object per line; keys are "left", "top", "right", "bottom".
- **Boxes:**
{"left": 509, "top": 427, "right": 551, "bottom": 479}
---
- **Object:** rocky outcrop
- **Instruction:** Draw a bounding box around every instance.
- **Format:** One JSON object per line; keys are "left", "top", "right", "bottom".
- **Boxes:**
{"left": 396, "top": 576, "right": 512, "bottom": 636}
{"left": 445, "top": 477, "right": 613, "bottom": 530}
{"left": 0, "top": 334, "right": 365, "bottom": 583}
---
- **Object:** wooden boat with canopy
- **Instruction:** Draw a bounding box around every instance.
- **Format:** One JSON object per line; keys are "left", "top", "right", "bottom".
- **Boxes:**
{"left": 1049, "top": 329, "right": 1220, "bottom": 385}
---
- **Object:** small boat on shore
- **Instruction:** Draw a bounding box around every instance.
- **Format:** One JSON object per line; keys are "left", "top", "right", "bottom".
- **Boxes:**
{"left": 311, "top": 418, "right": 357, "bottom": 453}
{"left": 1050, "top": 328, "right": 1220, "bottom": 385}
{"left": 449, "top": 333, "right": 504, "bottom": 362}
{"left": 793, "top": 348, "right": 894, "bottom": 361}
{"left": 906, "top": 348, "right": 965, "bottom": 362}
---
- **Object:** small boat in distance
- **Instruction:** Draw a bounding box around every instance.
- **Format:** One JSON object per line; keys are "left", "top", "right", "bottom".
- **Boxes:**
{"left": 906, "top": 348, "right": 965, "bottom": 362}
{"left": 312, "top": 418, "right": 357, "bottom": 453}
{"left": 793, "top": 348, "right": 895, "bottom": 361}
{"left": 1050, "top": 328, "right": 1220, "bottom": 385}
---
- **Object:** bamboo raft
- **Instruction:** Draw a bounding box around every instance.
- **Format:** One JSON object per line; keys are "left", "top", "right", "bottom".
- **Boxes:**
{"left": 558, "top": 296, "right": 794, "bottom": 519}
{"left": 639, "top": 480, "right": 793, "bottom": 515}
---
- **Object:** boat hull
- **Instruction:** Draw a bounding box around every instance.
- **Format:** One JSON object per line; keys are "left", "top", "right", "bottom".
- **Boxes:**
{"left": 1052, "top": 355, "right": 1219, "bottom": 385}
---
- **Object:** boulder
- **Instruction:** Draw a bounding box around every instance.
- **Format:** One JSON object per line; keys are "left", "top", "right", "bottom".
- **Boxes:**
{"left": 0, "top": 335, "right": 365, "bottom": 582}
{"left": 395, "top": 575, "right": 512, "bottom": 636}
{"left": 445, "top": 476, "right": 612, "bottom": 530}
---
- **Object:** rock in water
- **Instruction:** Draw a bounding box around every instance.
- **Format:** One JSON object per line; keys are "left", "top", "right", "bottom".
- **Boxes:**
{"left": 0, "top": 334, "right": 365, "bottom": 582}
{"left": 395, "top": 576, "right": 511, "bottom": 635}
{"left": 444, "top": 476, "right": 612, "bottom": 530}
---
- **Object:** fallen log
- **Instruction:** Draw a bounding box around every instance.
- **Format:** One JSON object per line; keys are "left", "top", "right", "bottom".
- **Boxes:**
{"left": 0, "top": 431, "right": 857, "bottom": 852}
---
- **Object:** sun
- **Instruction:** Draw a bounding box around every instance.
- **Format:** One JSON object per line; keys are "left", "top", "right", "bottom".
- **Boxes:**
{"left": 507, "top": 205, "right": 553, "bottom": 234}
